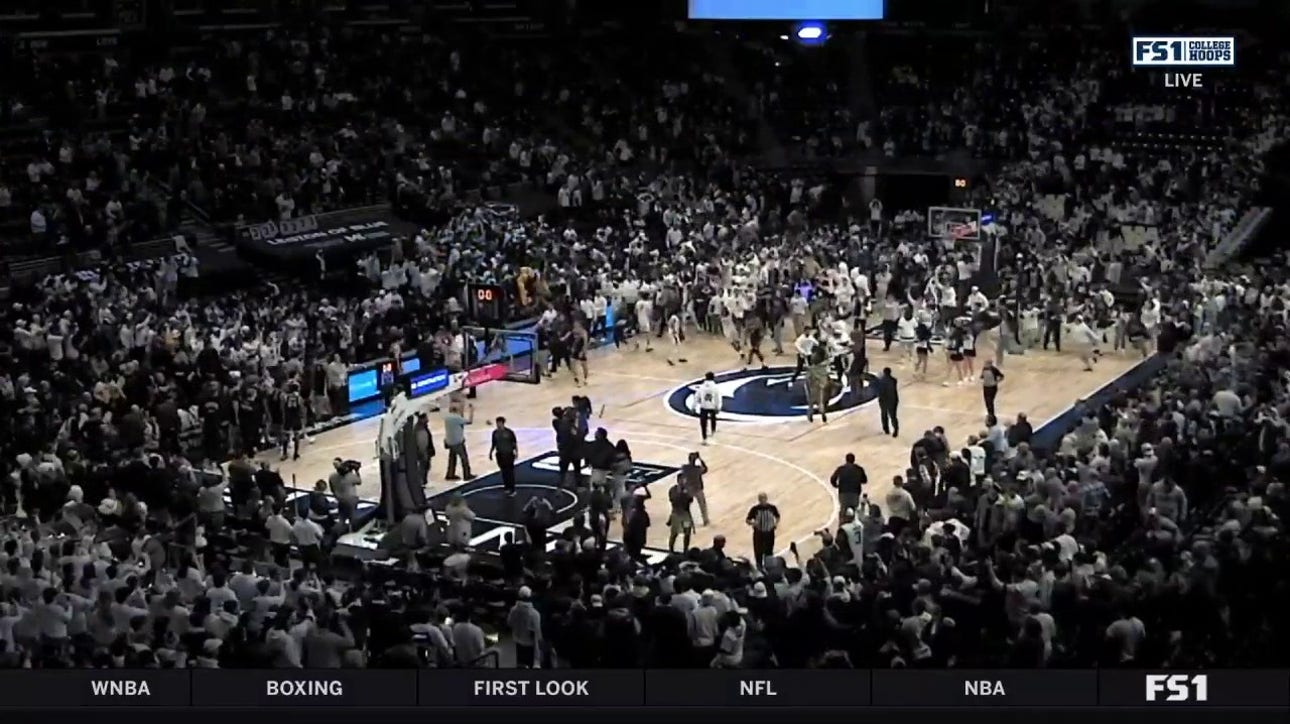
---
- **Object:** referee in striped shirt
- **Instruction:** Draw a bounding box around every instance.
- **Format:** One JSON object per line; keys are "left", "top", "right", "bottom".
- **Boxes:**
{"left": 745, "top": 492, "right": 780, "bottom": 569}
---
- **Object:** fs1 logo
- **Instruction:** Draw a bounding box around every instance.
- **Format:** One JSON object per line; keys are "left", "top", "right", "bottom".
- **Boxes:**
{"left": 666, "top": 366, "right": 877, "bottom": 423}
{"left": 1132, "top": 37, "right": 1235, "bottom": 67}
{"left": 1145, "top": 674, "right": 1208, "bottom": 702}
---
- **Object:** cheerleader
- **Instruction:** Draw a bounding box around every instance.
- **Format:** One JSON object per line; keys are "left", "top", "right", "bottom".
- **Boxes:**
{"left": 667, "top": 311, "right": 688, "bottom": 366}
{"left": 895, "top": 307, "right": 918, "bottom": 363}
{"left": 961, "top": 319, "right": 979, "bottom": 381}
{"left": 913, "top": 318, "right": 933, "bottom": 380}
{"left": 914, "top": 296, "right": 937, "bottom": 339}
{"left": 943, "top": 323, "right": 968, "bottom": 387}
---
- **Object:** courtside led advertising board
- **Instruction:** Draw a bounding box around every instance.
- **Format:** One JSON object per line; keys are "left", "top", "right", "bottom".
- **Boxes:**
{"left": 1131, "top": 37, "right": 1235, "bottom": 67}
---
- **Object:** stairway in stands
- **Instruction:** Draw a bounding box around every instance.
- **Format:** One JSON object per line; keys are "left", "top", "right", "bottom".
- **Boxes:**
{"left": 700, "top": 32, "right": 791, "bottom": 167}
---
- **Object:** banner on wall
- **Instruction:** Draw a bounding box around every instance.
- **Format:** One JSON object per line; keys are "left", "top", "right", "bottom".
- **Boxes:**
{"left": 233, "top": 206, "right": 412, "bottom": 261}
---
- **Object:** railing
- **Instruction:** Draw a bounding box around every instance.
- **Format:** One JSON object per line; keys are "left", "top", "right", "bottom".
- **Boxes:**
{"left": 467, "top": 649, "right": 501, "bottom": 668}
{"left": 0, "top": 236, "right": 179, "bottom": 298}
{"left": 1205, "top": 206, "right": 1273, "bottom": 268}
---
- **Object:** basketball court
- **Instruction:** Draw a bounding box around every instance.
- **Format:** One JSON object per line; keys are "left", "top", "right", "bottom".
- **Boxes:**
{"left": 257, "top": 327, "right": 1140, "bottom": 561}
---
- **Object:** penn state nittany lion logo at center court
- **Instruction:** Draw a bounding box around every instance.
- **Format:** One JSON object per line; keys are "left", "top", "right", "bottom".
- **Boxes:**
{"left": 666, "top": 366, "right": 878, "bottom": 423}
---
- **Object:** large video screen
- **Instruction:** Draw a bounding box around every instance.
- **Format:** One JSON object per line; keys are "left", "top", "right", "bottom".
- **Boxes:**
{"left": 688, "top": 0, "right": 884, "bottom": 20}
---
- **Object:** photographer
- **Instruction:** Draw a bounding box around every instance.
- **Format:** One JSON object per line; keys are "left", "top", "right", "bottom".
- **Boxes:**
{"left": 328, "top": 458, "right": 362, "bottom": 532}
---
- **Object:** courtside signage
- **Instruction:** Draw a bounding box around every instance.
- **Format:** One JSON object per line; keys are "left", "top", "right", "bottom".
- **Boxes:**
{"left": 1131, "top": 37, "right": 1234, "bottom": 67}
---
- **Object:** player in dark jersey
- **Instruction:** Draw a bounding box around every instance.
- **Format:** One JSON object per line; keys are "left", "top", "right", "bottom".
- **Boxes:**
{"left": 281, "top": 381, "right": 306, "bottom": 461}
{"left": 237, "top": 386, "right": 265, "bottom": 457}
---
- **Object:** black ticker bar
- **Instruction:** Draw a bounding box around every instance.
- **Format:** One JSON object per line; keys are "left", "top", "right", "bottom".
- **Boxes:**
{"left": 0, "top": 669, "right": 1285, "bottom": 710}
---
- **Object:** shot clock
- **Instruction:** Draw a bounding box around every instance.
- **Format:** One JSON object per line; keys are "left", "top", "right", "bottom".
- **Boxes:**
{"left": 467, "top": 283, "right": 505, "bottom": 322}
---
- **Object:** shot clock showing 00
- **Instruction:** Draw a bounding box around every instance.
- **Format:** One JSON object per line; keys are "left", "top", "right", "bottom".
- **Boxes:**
{"left": 468, "top": 283, "right": 505, "bottom": 322}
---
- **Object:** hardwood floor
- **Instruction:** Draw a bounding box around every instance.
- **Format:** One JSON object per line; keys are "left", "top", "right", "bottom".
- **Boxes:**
{"left": 260, "top": 329, "right": 1139, "bottom": 559}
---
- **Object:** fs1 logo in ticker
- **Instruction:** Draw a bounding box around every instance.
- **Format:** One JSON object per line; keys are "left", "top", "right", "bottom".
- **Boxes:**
{"left": 1145, "top": 674, "right": 1208, "bottom": 702}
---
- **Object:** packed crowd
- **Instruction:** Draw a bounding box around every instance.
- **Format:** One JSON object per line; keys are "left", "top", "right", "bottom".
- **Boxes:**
{"left": 0, "top": 14, "right": 1287, "bottom": 670}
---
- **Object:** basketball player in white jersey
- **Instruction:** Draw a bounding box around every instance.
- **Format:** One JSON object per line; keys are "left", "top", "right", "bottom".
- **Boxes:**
{"left": 634, "top": 294, "right": 654, "bottom": 352}
{"left": 719, "top": 291, "right": 740, "bottom": 350}
{"left": 666, "top": 310, "right": 687, "bottom": 366}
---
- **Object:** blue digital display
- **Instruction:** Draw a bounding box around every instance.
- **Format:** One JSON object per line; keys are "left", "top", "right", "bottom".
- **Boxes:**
{"left": 401, "top": 354, "right": 421, "bottom": 375}
{"left": 689, "top": 0, "right": 883, "bottom": 20}
{"left": 347, "top": 369, "right": 379, "bottom": 404}
{"left": 408, "top": 368, "right": 451, "bottom": 398}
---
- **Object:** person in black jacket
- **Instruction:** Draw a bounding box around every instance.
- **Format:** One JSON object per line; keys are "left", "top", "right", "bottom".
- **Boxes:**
{"left": 622, "top": 490, "right": 651, "bottom": 561}
{"left": 877, "top": 367, "right": 899, "bottom": 437}
{"left": 554, "top": 407, "right": 582, "bottom": 488}
{"left": 830, "top": 453, "right": 868, "bottom": 513}
{"left": 583, "top": 427, "right": 617, "bottom": 491}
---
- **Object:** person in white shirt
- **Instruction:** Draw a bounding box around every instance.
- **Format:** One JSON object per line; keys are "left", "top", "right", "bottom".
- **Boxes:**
{"left": 291, "top": 515, "right": 325, "bottom": 566}
{"left": 695, "top": 371, "right": 721, "bottom": 443}
{"left": 634, "top": 295, "right": 654, "bottom": 352}
{"left": 790, "top": 330, "right": 818, "bottom": 384}
{"left": 666, "top": 311, "right": 686, "bottom": 367}
{"left": 885, "top": 476, "right": 917, "bottom": 533}
{"left": 1068, "top": 315, "right": 1101, "bottom": 371}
